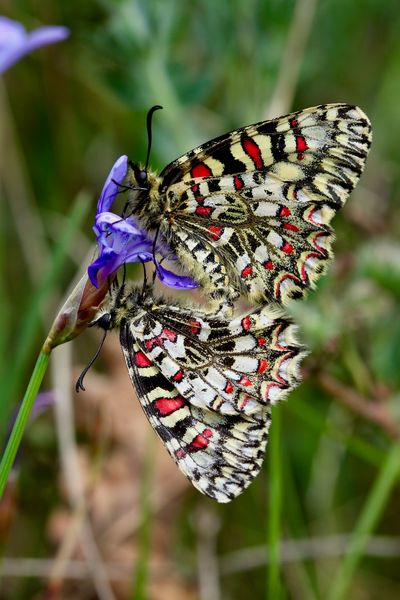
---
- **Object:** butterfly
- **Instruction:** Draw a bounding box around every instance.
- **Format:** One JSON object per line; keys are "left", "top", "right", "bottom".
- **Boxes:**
{"left": 127, "top": 104, "right": 371, "bottom": 309}
{"left": 90, "top": 284, "right": 306, "bottom": 502}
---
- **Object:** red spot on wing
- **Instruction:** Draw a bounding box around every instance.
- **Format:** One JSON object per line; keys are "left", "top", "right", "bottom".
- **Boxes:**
{"left": 283, "top": 223, "right": 300, "bottom": 232}
{"left": 239, "top": 376, "right": 253, "bottom": 387}
{"left": 296, "top": 135, "right": 309, "bottom": 153}
{"left": 241, "top": 265, "right": 253, "bottom": 278}
{"left": 203, "top": 428, "right": 213, "bottom": 438}
{"left": 297, "top": 153, "right": 304, "bottom": 160}
{"left": 257, "top": 359, "right": 269, "bottom": 374}
{"left": 189, "top": 434, "right": 210, "bottom": 450}
{"left": 234, "top": 175, "right": 244, "bottom": 190}
{"left": 191, "top": 183, "right": 199, "bottom": 193}
{"left": 290, "top": 119, "right": 298, "bottom": 128}
{"left": 175, "top": 448, "right": 186, "bottom": 458}
{"left": 279, "top": 207, "right": 291, "bottom": 217}
{"left": 189, "top": 320, "right": 201, "bottom": 335}
{"left": 239, "top": 394, "right": 252, "bottom": 409}
{"left": 282, "top": 241, "right": 294, "bottom": 254}
{"left": 135, "top": 351, "right": 152, "bottom": 368}
{"left": 257, "top": 337, "right": 266, "bottom": 346}
{"left": 195, "top": 206, "right": 212, "bottom": 217}
{"left": 144, "top": 328, "right": 178, "bottom": 350}
{"left": 154, "top": 396, "right": 185, "bottom": 416}
{"left": 225, "top": 381, "right": 234, "bottom": 394}
{"left": 242, "top": 136, "right": 264, "bottom": 169}
{"left": 264, "top": 260, "right": 274, "bottom": 270}
{"left": 208, "top": 225, "right": 222, "bottom": 241}
{"left": 241, "top": 315, "right": 251, "bottom": 331}
{"left": 164, "top": 329, "right": 177, "bottom": 341}
{"left": 191, "top": 163, "right": 213, "bottom": 178}
{"left": 173, "top": 371, "right": 184, "bottom": 382}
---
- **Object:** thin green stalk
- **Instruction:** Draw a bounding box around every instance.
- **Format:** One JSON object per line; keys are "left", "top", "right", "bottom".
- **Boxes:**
{"left": 327, "top": 442, "right": 400, "bottom": 600}
{"left": 0, "top": 193, "right": 90, "bottom": 440}
{"left": 0, "top": 349, "right": 50, "bottom": 498}
{"left": 267, "top": 407, "right": 282, "bottom": 599}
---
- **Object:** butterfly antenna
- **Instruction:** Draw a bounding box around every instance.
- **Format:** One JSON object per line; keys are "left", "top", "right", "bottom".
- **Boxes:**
{"left": 145, "top": 105, "right": 163, "bottom": 171}
{"left": 75, "top": 329, "right": 108, "bottom": 393}
{"left": 139, "top": 259, "right": 148, "bottom": 300}
{"left": 151, "top": 224, "right": 162, "bottom": 281}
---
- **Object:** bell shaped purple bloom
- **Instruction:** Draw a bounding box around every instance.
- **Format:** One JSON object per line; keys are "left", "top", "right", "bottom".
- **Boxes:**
{"left": 0, "top": 16, "right": 69, "bottom": 73}
{"left": 88, "top": 155, "right": 198, "bottom": 290}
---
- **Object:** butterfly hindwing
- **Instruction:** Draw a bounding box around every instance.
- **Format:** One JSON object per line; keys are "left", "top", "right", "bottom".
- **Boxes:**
{"left": 129, "top": 103, "right": 371, "bottom": 306}
{"left": 112, "top": 286, "right": 306, "bottom": 502}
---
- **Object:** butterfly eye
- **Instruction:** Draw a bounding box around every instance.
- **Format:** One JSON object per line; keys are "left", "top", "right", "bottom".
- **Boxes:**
{"left": 136, "top": 170, "right": 148, "bottom": 185}
{"left": 92, "top": 312, "right": 112, "bottom": 330}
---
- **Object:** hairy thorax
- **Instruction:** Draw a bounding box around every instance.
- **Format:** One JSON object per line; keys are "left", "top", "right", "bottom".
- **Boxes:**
{"left": 127, "top": 167, "right": 166, "bottom": 231}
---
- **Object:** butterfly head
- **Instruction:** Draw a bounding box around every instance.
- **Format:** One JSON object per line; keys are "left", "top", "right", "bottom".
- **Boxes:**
{"left": 91, "top": 283, "right": 150, "bottom": 331}
{"left": 126, "top": 162, "right": 163, "bottom": 226}
{"left": 128, "top": 160, "right": 149, "bottom": 190}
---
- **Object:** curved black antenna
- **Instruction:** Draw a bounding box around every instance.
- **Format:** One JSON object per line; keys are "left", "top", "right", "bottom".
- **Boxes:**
{"left": 75, "top": 328, "right": 108, "bottom": 393}
{"left": 139, "top": 258, "right": 148, "bottom": 301}
{"left": 151, "top": 224, "right": 161, "bottom": 280}
{"left": 145, "top": 105, "right": 163, "bottom": 171}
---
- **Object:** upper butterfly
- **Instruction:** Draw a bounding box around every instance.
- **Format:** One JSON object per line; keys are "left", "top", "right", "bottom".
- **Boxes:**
{"left": 126, "top": 104, "right": 372, "bottom": 307}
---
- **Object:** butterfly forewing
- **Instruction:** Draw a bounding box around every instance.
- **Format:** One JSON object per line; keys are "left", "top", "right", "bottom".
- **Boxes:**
{"left": 130, "top": 103, "right": 371, "bottom": 306}
{"left": 111, "top": 286, "right": 306, "bottom": 502}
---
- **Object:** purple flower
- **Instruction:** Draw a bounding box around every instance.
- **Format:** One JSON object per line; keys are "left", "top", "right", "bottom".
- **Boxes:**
{"left": 0, "top": 16, "right": 69, "bottom": 73}
{"left": 88, "top": 155, "right": 198, "bottom": 290}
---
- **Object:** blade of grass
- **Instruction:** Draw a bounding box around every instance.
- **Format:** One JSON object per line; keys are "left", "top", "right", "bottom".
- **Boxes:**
{"left": 282, "top": 435, "right": 320, "bottom": 599}
{"left": 0, "top": 192, "right": 90, "bottom": 440}
{"left": 267, "top": 406, "right": 282, "bottom": 599}
{"left": 327, "top": 442, "right": 400, "bottom": 600}
{"left": 0, "top": 349, "right": 50, "bottom": 498}
{"left": 287, "top": 396, "right": 383, "bottom": 468}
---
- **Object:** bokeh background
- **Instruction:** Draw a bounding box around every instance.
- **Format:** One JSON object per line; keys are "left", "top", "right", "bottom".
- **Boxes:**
{"left": 1, "top": 0, "right": 400, "bottom": 598}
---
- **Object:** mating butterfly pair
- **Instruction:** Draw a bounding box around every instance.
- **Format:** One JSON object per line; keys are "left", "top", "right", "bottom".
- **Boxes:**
{"left": 89, "top": 103, "right": 372, "bottom": 502}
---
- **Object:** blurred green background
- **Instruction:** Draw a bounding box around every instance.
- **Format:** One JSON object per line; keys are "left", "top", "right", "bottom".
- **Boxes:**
{"left": 1, "top": 0, "right": 400, "bottom": 598}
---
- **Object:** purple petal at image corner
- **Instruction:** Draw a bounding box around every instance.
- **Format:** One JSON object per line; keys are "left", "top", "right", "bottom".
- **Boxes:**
{"left": 0, "top": 16, "right": 69, "bottom": 73}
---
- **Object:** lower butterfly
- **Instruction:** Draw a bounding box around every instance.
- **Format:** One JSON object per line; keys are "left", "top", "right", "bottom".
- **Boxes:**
{"left": 90, "top": 284, "right": 306, "bottom": 502}
{"left": 127, "top": 103, "right": 372, "bottom": 309}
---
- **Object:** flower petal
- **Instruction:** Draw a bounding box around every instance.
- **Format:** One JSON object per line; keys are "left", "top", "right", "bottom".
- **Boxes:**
{"left": 0, "top": 17, "right": 69, "bottom": 73}
{"left": 94, "top": 212, "right": 146, "bottom": 240}
{"left": 88, "top": 248, "right": 122, "bottom": 287}
{"left": 155, "top": 261, "right": 199, "bottom": 289}
{"left": 97, "top": 155, "right": 128, "bottom": 213}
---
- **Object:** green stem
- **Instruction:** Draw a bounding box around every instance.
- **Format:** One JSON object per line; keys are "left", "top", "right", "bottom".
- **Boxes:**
{"left": 327, "top": 442, "right": 400, "bottom": 600}
{"left": 267, "top": 407, "right": 282, "bottom": 599}
{"left": 0, "top": 349, "right": 50, "bottom": 498}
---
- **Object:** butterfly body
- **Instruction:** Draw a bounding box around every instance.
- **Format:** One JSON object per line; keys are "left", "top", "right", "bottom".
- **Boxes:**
{"left": 94, "top": 284, "right": 306, "bottom": 502}
{"left": 127, "top": 103, "right": 371, "bottom": 306}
